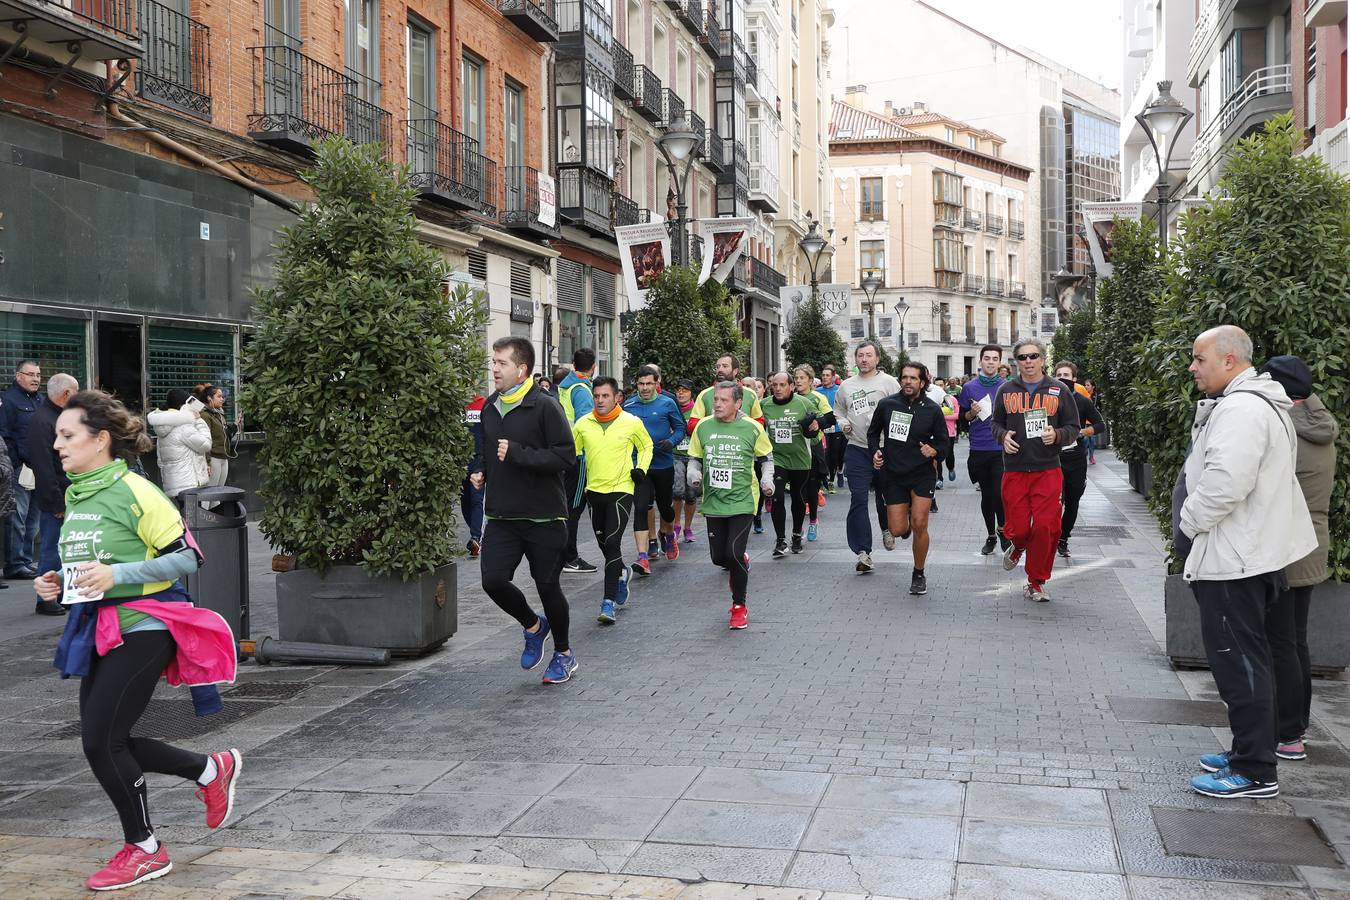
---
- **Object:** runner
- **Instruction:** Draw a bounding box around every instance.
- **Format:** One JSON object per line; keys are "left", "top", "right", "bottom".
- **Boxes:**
{"left": 687, "top": 381, "right": 774, "bottom": 629}
{"left": 571, "top": 376, "right": 652, "bottom": 624}
{"left": 1053, "top": 361, "right": 1107, "bottom": 559}
{"left": 833, "top": 341, "right": 901, "bottom": 574}
{"left": 867, "top": 362, "right": 949, "bottom": 595}
{"left": 763, "top": 372, "right": 818, "bottom": 557}
{"left": 671, "top": 378, "right": 700, "bottom": 544}
{"left": 818, "top": 364, "right": 845, "bottom": 492}
{"left": 959, "top": 345, "right": 1009, "bottom": 555}
{"left": 992, "top": 339, "right": 1081, "bottom": 602}
{"left": 923, "top": 378, "right": 951, "bottom": 513}
{"left": 742, "top": 376, "right": 769, "bottom": 533}
{"left": 478, "top": 336, "right": 578, "bottom": 683}
{"left": 793, "top": 364, "right": 836, "bottom": 541}
{"left": 558, "top": 349, "right": 598, "bottom": 575}
{"left": 690, "top": 354, "right": 764, "bottom": 424}
{"left": 623, "top": 366, "right": 685, "bottom": 574}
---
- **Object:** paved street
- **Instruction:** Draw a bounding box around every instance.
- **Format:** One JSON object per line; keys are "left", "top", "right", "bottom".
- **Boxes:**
{"left": 2, "top": 446, "right": 1350, "bottom": 898}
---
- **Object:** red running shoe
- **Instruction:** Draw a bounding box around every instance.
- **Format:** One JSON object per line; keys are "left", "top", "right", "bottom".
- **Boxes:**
{"left": 663, "top": 532, "right": 679, "bottom": 561}
{"left": 631, "top": 557, "right": 652, "bottom": 577}
{"left": 729, "top": 605, "right": 749, "bottom": 629}
{"left": 197, "top": 748, "right": 243, "bottom": 828}
{"left": 86, "top": 843, "right": 172, "bottom": 891}
{"left": 818, "top": 490, "right": 827, "bottom": 508}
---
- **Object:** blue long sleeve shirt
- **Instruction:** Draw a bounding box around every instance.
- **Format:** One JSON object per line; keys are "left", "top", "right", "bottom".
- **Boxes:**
{"left": 623, "top": 392, "right": 685, "bottom": 470}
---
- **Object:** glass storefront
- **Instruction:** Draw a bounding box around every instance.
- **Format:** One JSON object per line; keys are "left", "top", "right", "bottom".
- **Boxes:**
{"left": 0, "top": 312, "right": 89, "bottom": 387}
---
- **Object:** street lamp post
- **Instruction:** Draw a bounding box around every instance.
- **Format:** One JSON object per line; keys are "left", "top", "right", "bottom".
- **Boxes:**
{"left": 893, "top": 299, "right": 909, "bottom": 358}
{"left": 859, "top": 270, "right": 885, "bottom": 340}
{"left": 796, "top": 212, "right": 833, "bottom": 303}
{"left": 1135, "top": 80, "right": 1194, "bottom": 254}
{"left": 657, "top": 126, "right": 702, "bottom": 266}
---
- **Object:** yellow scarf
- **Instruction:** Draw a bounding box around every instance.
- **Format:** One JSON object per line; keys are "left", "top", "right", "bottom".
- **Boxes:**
{"left": 499, "top": 380, "right": 531, "bottom": 405}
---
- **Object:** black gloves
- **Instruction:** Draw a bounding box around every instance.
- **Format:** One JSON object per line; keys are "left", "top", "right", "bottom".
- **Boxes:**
{"left": 799, "top": 412, "right": 818, "bottom": 433}
{"left": 656, "top": 439, "right": 674, "bottom": 453}
{"left": 630, "top": 468, "right": 647, "bottom": 485}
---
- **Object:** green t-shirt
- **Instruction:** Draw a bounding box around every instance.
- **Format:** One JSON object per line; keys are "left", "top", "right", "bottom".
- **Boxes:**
{"left": 761, "top": 393, "right": 816, "bottom": 471}
{"left": 694, "top": 385, "right": 763, "bottom": 420}
{"left": 688, "top": 416, "right": 773, "bottom": 518}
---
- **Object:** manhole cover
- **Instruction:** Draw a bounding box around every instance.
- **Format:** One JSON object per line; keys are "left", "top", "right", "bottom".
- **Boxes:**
{"left": 1108, "top": 696, "right": 1230, "bottom": 727}
{"left": 46, "top": 698, "right": 275, "bottom": 741}
{"left": 1152, "top": 806, "right": 1345, "bottom": 868}
{"left": 226, "top": 682, "right": 311, "bottom": 701}
{"left": 1072, "top": 525, "right": 1134, "bottom": 539}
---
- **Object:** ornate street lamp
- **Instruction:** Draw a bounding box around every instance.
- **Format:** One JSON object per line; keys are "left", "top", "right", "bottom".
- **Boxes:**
{"left": 797, "top": 212, "right": 834, "bottom": 302}
{"left": 893, "top": 299, "right": 910, "bottom": 357}
{"left": 860, "top": 269, "right": 885, "bottom": 340}
{"left": 657, "top": 126, "right": 701, "bottom": 266}
{"left": 1135, "top": 80, "right": 1194, "bottom": 254}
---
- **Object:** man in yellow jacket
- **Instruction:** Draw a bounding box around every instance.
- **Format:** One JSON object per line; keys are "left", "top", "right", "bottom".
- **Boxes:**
{"left": 572, "top": 376, "right": 654, "bottom": 624}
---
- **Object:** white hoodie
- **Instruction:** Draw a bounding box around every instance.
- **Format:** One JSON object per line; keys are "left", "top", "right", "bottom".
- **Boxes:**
{"left": 1180, "top": 367, "right": 1317, "bottom": 582}
{"left": 147, "top": 406, "right": 211, "bottom": 499}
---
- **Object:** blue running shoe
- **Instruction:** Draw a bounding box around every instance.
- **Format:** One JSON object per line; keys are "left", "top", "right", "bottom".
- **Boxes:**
{"left": 597, "top": 599, "right": 617, "bottom": 624}
{"left": 947, "top": 468, "right": 956, "bottom": 482}
{"left": 542, "top": 651, "right": 578, "bottom": 684}
{"left": 807, "top": 523, "right": 818, "bottom": 542}
{"left": 1190, "top": 767, "right": 1278, "bottom": 799}
{"left": 1199, "top": 750, "right": 1231, "bottom": 773}
{"left": 521, "top": 614, "right": 550, "bottom": 670}
{"left": 615, "top": 568, "right": 630, "bottom": 607}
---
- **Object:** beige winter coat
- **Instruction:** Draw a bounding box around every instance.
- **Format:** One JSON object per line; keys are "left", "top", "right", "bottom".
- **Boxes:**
{"left": 1285, "top": 394, "right": 1339, "bottom": 588}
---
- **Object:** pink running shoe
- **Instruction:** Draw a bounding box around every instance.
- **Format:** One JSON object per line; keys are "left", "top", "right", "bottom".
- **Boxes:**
{"left": 86, "top": 843, "right": 171, "bottom": 891}
{"left": 197, "top": 748, "right": 243, "bottom": 828}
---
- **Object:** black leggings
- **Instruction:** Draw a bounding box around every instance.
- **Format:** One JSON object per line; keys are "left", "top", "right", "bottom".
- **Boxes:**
{"left": 81, "top": 632, "right": 207, "bottom": 844}
{"left": 967, "top": 449, "right": 1006, "bottom": 535}
{"left": 588, "top": 491, "right": 632, "bottom": 599}
{"left": 481, "top": 518, "right": 571, "bottom": 653}
{"left": 1060, "top": 453, "right": 1088, "bottom": 540}
{"left": 941, "top": 436, "right": 956, "bottom": 474}
{"left": 753, "top": 461, "right": 765, "bottom": 523}
{"left": 771, "top": 469, "right": 810, "bottom": 540}
{"left": 826, "top": 433, "right": 846, "bottom": 483}
{"left": 634, "top": 467, "right": 676, "bottom": 529}
{"left": 707, "top": 514, "right": 753, "bottom": 605}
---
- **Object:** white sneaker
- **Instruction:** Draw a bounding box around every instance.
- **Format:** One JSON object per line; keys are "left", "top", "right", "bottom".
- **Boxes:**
{"left": 856, "top": 551, "right": 874, "bottom": 574}
{"left": 882, "top": 530, "right": 896, "bottom": 551}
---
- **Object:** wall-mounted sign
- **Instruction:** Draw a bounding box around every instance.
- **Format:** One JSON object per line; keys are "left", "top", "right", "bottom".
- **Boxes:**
{"left": 510, "top": 296, "right": 534, "bottom": 324}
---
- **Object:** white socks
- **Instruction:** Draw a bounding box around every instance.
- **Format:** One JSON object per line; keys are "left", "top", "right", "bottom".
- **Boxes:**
{"left": 134, "top": 835, "right": 159, "bottom": 853}
{"left": 197, "top": 756, "right": 218, "bottom": 786}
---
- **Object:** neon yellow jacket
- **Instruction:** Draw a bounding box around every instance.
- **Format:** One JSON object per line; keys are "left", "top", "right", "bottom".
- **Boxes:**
{"left": 572, "top": 410, "right": 654, "bottom": 495}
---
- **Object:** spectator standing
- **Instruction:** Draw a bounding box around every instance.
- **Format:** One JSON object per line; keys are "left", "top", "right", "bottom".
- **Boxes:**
{"left": 2, "top": 360, "right": 44, "bottom": 578}
{"left": 27, "top": 373, "right": 78, "bottom": 615}
{"left": 195, "top": 385, "right": 236, "bottom": 489}
{"left": 147, "top": 390, "right": 211, "bottom": 502}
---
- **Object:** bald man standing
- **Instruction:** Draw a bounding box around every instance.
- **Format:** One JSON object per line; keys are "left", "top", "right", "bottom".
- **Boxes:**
{"left": 1177, "top": 326, "right": 1315, "bottom": 799}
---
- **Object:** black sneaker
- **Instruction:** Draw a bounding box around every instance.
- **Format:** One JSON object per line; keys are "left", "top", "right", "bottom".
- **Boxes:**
{"left": 998, "top": 529, "right": 1011, "bottom": 552}
{"left": 790, "top": 534, "right": 804, "bottom": 554}
{"left": 1057, "top": 539, "right": 1070, "bottom": 558}
{"left": 981, "top": 534, "right": 997, "bottom": 556}
{"left": 562, "top": 558, "right": 598, "bottom": 574}
{"left": 931, "top": 497, "right": 939, "bottom": 513}
{"left": 909, "top": 571, "right": 927, "bottom": 595}
{"left": 35, "top": 599, "right": 67, "bottom": 616}
{"left": 772, "top": 540, "right": 788, "bottom": 559}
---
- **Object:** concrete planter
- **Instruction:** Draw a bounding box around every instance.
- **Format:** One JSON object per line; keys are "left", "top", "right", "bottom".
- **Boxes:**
{"left": 1128, "top": 460, "right": 1141, "bottom": 491}
{"left": 1138, "top": 462, "right": 1154, "bottom": 500}
{"left": 276, "top": 563, "right": 457, "bottom": 657}
{"left": 1166, "top": 574, "right": 1350, "bottom": 674}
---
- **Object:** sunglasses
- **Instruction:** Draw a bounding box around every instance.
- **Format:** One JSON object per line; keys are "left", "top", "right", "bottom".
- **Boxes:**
{"left": 1015, "top": 353, "right": 1041, "bottom": 362}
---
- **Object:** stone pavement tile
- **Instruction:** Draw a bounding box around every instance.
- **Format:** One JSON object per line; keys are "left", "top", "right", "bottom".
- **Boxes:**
{"left": 0, "top": 750, "right": 88, "bottom": 784}
{"left": 301, "top": 758, "right": 460, "bottom": 794}
{"left": 227, "top": 754, "right": 346, "bottom": 788}
{"left": 620, "top": 842, "right": 793, "bottom": 885}
{"left": 334, "top": 877, "right": 481, "bottom": 899}
{"left": 213, "top": 866, "right": 361, "bottom": 896}
{"left": 0, "top": 785, "right": 116, "bottom": 822}
{"left": 818, "top": 774, "right": 965, "bottom": 816}
{"left": 800, "top": 807, "right": 960, "bottom": 861}
{"left": 368, "top": 792, "right": 539, "bottom": 836}
{"left": 235, "top": 789, "right": 410, "bottom": 833}
{"left": 335, "top": 832, "right": 638, "bottom": 873}
{"left": 546, "top": 871, "right": 687, "bottom": 898}
{"left": 0, "top": 849, "right": 105, "bottom": 878}
{"left": 193, "top": 845, "right": 331, "bottom": 870}
{"left": 139, "top": 786, "right": 286, "bottom": 827}
{"left": 1289, "top": 799, "right": 1350, "bottom": 845}
{"left": 683, "top": 767, "right": 831, "bottom": 807}
{"left": 675, "top": 883, "right": 823, "bottom": 900}
{"left": 958, "top": 819, "right": 1119, "bottom": 874}
{"left": 783, "top": 852, "right": 953, "bottom": 899}
{"left": 308, "top": 853, "right": 445, "bottom": 880}
{"left": 549, "top": 764, "right": 702, "bottom": 800}
{"left": 953, "top": 863, "right": 1127, "bottom": 899}
{"left": 422, "top": 861, "right": 562, "bottom": 888}
{"left": 1303, "top": 855, "right": 1350, "bottom": 893}
{"left": 962, "top": 782, "right": 1110, "bottom": 825}
{"left": 199, "top": 826, "right": 355, "bottom": 852}
{"left": 424, "top": 762, "right": 578, "bottom": 796}
{"left": 1125, "top": 875, "right": 1315, "bottom": 899}
{"left": 0, "top": 871, "right": 99, "bottom": 900}
{"left": 647, "top": 800, "right": 812, "bottom": 850}
{"left": 507, "top": 796, "right": 674, "bottom": 842}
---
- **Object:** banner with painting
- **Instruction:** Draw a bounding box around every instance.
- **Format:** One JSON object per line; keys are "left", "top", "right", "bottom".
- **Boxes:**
{"left": 616, "top": 222, "right": 672, "bottom": 310}
{"left": 695, "top": 217, "right": 754, "bottom": 286}
{"left": 1081, "top": 202, "right": 1144, "bottom": 279}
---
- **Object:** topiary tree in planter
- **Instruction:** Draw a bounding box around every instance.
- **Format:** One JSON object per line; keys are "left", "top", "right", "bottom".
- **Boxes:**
{"left": 784, "top": 292, "right": 847, "bottom": 375}
{"left": 622, "top": 266, "right": 721, "bottom": 388}
{"left": 242, "top": 137, "right": 487, "bottom": 654}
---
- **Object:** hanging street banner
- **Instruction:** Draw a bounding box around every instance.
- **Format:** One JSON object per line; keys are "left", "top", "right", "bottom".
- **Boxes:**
{"left": 537, "top": 172, "right": 557, "bottom": 228}
{"left": 696, "top": 217, "right": 753, "bottom": 286}
{"left": 779, "top": 283, "right": 852, "bottom": 331}
{"left": 1081, "top": 201, "right": 1144, "bottom": 279}
{"left": 616, "top": 221, "right": 671, "bottom": 310}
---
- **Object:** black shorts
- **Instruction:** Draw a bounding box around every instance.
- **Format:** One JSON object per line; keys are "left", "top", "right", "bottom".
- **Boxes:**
{"left": 882, "top": 471, "right": 937, "bottom": 505}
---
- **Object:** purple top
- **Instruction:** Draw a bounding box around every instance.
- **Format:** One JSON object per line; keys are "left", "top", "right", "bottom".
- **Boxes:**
{"left": 958, "top": 377, "right": 1006, "bottom": 452}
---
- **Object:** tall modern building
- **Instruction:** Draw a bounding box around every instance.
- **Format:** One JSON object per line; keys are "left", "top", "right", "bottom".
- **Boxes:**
{"left": 1056, "top": 95, "right": 1122, "bottom": 319}
{"left": 1121, "top": 0, "right": 1199, "bottom": 205}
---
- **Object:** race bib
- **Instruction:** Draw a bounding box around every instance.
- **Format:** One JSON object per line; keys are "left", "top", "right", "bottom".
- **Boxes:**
{"left": 676, "top": 436, "right": 690, "bottom": 452}
{"left": 709, "top": 466, "right": 733, "bottom": 490}
{"left": 849, "top": 395, "right": 871, "bottom": 415}
{"left": 1024, "top": 408, "right": 1049, "bottom": 439}
{"left": 888, "top": 411, "right": 913, "bottom": 442}
{"left": 465, "top": 409, "right": 481, "bottom": 424}
{"left": 60, "top": 562, "right": 104, "bottom": 606}
{"left": 773, "top": 422, "right": 793, "bottom": 444}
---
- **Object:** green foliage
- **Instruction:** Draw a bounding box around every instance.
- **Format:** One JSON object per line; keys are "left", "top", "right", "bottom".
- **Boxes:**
{"left": 1087, "top": 217, "right": 1163, "bottom": 466}
{"left": 1131, "top": 114, "right": 1350, "bottom": 575}
{"left": 1052, "top": 301, "right": 1095, "bottom": 373}
{"left": 241, "top": 137, "right": 488, "bottom": 578}
{"left": 699, "top": 277, "right": 751, "bottom": 369}
{"left": 622, "top": 266, "right": 722, "bottom": 389}
{"left": 784, "top": 292, "right": 847, "bottom": 375}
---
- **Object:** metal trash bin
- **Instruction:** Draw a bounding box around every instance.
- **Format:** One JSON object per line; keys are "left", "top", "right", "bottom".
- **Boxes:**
{"left": 179, "top": 486, "right": 250, "bottom": 641}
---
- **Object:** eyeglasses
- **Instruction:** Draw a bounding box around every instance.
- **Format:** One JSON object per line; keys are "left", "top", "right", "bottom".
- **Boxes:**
{"left": 1015, "top": 353, "right": 1041, "bottom": 362}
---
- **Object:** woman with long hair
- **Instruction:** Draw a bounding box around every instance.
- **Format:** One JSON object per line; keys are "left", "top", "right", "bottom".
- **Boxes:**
{"left": 195, "top": 383, "right": 237, "bottom": 488}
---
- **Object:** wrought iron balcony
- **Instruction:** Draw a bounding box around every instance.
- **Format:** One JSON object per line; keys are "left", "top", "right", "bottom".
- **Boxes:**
{"left": 987, "top": 277, "right": 1005, "bottom": 296}
{"left": 660, "top": 88, "right": 685, "bottom": 129}
{"left": 250, "top": 42, "right": 357, "bottom": 153}
{"left": 963, "top": 208, "right": 981, "bottom": 230}
{"left": 0, "top": 0, "right": 141, "bottom": 61}
{"left": 703, "top": 126, "right": 726, "bottom": 172}
{"left": 136, "top": 0, "right": 210, "bottom": 119}
{"left": 501, "top": 165, "right": 561, "bottom": 238}
{"left": 717, "top": 30, "right": 746, "bottom": 83}
{"left": 345, "top": 71, "right": 394, "bottom": 154}
{"left": 682, "top": 0, "right": 705, "bottom": 38}
{"left": 988, "top": 327, "right": 999, "bottom": 344}
{"left": 984, "top": 213, "right": 1004, "bottom": 235}
{"left": 1009, "top": 281, "right": 1026, "bottom": 298}
{"left": 688, "top": 111, "right": 705, "bottom": 156}
{"left": 1009, "top": 219, "right": 1024, "bottom": 240}
{"left": 725, "top": 256, "right": 749, "bottom": 293}
{"left": 500, "top": 0, "right": 559, "bottom": 43}
{"left": 558, "top": 164, "right": 613, "bottom": 236}
{"left": 406, "top": 117, "right": 490, "bottom": 212}
{"left": 611, "top": 40, "right": 634, "bottom": 101}
{"left": 749, "top": 257, "right": 785, "bottom": 298}
{"left": 700, "top": 5, "right": 720, "bottom": 58}
{"left": 632, "top": 65, "right": 662, "bottom": 121}
{"left": 746, "top": 57, "right": 758, "bottom": 93}
{"left": 963, "top": 274, "right": 984, "bottom": 294}
{"left": 940, "top": 324, "right": 952, "bottom": 342}
{"left": 1010, "top": 329, "right": 1020, "bottom": 344}
{"left": 612, "top": 190, "right": 640, "bottom": 228}
{"left": 965, "top": 329, "right": 977, "bottom": 343}
{"left": 715, "top": 138, "right": 748, "bottom": 185}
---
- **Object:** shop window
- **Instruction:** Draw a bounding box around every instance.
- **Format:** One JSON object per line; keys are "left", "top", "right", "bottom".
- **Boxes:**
{"left": 0, "top": 312, "right": 88, "bottom": 391}
{"left": 147, "top": 325, "right": 236, "bottom": 420}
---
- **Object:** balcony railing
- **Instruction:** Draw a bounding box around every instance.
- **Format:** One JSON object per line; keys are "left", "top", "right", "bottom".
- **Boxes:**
{"left": 988, "top": 328, "right": 999, "bottom": 344}
{"left": 718, "top": 30, "right": 747, "bottom": 83}
{"left": 859, "top": 203, "right": 884, "bottom": 222}
{"left": 345, "top": 70, "right": 394, "bottom": 153}
{"left": 0, "top": 0, "right": 142, "bottom": 59}
{"left": 940, "top": 324, "right": 953, "bottom": 343}
{"left": 612, "top": 190, "right": 640, "bottom": 228}
{"left": 136, "top": 0, "right": 210, "bottom": 119}
{"left": 962, "top": 274, "right": 983, "bottom": 294}
{"left": 558, "top": 164, "right": 613, "bottom": 236}
{"left": 984, "top": 213, "right": 1004, "bottom": 235}
{"left": 1193, "top": 65, "right": 1293, "bottom": 175}
{"left": 632, "top": 65, "right": 662, "bottom": 121}
{"left": 749, "top": 257, "right": 786, "bottom": 297}
{"left": 700, "top": 4, "right": 721, "bottom": 58}
{"left": 660, "top": 88, "right": 685, "bottom": 129}
{"left": 1187, "top": 0, "right": 1221, "bottom": 81}
{"left": 1010, "top": 329, "right": 1021, "bottom": 344}
{"left": 1009, "top": 219, "right": 1024, "bottom": 240}
{"left": 406, "top": 117, "right": 490, "bottom": 211}
{"left": 1009, "top": 281, "right": 1026, "bottom": 298}
{"left": 965, "top": 329, "right": 977, "bottom": 343}
{"left": 688, "top": 111, "right": 706, "bottom": 155}
{"left": 963, "top": 208, "right": 981, "bottom": 230}
{"left": 501, "top": 165, "right": 561, "bottom": 238}
{"left": 249, "top": 42, "right": 358, "bottom": 154}
{"left": 746, "top": 57, "right": 758, "bottom": 93}
{"left": 987, "top": 277, "right": 1005, "bottom": 296}
{"left": 683, "top": 0, "right": 705, "bottom": 38}
{"left": 749, "top": 165, "right": 779, "bottom": 212}
{"left": 499, "top": 0, "right": 559, "bottom": 42}
{"left": 703, "top": 126, "right": 726, "bottom": 172}
{"left": 556, "top": 0, "right": 611, "bottom": 50}
{"left": 1302, "top": 116, "right": 1350, "bottom": 176}
{"left": 611, "top": 41, "right": 634, "bottom": 100}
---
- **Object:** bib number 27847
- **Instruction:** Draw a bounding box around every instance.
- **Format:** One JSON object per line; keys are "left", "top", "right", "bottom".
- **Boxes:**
{"left": 709, "top": 466, "right": 733, "bottom": 490}
{"left": 1024, "top": 409, "right": 1049, "bottom": 439}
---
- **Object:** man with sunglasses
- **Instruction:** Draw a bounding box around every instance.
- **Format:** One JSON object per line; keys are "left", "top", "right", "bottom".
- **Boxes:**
{"left": 991, "top": 339, "right": 1080, "bottom": 602}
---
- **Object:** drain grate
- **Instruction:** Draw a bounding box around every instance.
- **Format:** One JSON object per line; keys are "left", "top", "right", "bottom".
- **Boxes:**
{"left": 1152, "top": 806, "right": 1345, "bottom": 868}
{"left": 46, "top": 697, "right": 277, "bottom": 742}
{"left": 1072, "top": 525, "right": 1134, "bottom": 540}
{"left": 225, "top": 682, "right": 311, "bottom": 701}
{"left": 1108, "top": 696, "right": 1230, "bottom": 727}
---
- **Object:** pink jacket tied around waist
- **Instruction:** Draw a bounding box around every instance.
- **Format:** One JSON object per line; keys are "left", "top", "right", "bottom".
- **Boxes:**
{"left": 95, "top": 601, "right": 237, "bottom": 687}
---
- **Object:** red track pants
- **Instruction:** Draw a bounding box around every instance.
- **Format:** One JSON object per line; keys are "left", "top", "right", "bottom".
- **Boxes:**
{"left": 1001, "top": 468, "right": 1063, "bottom": 585}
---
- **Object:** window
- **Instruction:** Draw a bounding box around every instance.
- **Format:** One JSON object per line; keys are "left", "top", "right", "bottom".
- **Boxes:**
{"left": 265, "top": 0, "right": 299, "bottom": 43}
{"left": 505, "top": 80, "right": 525, "bottom": 169}
{"left": 937, "top": 355, "right": 951, "bottom": 379}
{"left": 967, "top": 135, "right": 977, "bottom": 150}
{"left": 860, "top": 240, "right": 885, "bottom": 283}
{"left": 344, "top": 0, "right": 379, "bottom": 99}
{"left": 1010, "top": 310, "right": 1020, "bottom": 342}
{"left": 1008, "top": 253, "right": 1018, "bottom": 282}
{"left": 407, "top": 18, "right": 434, "bottom": 118}
{"left": 934, "top": 234, "right": 963, "bottom": 288}
{"left": 944, "top": 126, "right": 955, "bottom": 142}
{"left": 860, "top": 176, "right": 883, "bottom": 220}
{"left": 1221, "top": 28, "right": 1267, "bottom": 100}
{"left": 555, "top": 59, "right": 615, "bottom": 176}
{"left": 0, "top": 312, "right": 89, "bottom": 393}
{"left": 933, "top": 171, "right": 961, "bottom": 225}
{"left": 462, "top": 52, "right": 485, "bottom": 144}
{"left": 148, "top": 325, "right": 237, "bottom": 422}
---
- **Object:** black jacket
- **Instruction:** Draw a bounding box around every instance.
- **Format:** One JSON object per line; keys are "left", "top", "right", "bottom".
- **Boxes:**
{"left": 477, "top": 384, "right": 575, "bottom": 520}
{"left": 1058, "top": 382, "right": 1105, "bottom": 462}
{"left": 0, "top": 382, "right": 41, "bottom": 468}
{"left": 990, "top": 376, "right": 1082, "bottom": 472}
{"left": 27, "top": 400, "right": 68, "bottom": 514}
{"left": 867, "top": 391, "right": 949, "bottom": 478}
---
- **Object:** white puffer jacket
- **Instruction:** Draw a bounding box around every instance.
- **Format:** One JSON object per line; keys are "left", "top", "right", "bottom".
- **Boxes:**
{"left": 147, "top": 407, "right": 211, "bottom": 498}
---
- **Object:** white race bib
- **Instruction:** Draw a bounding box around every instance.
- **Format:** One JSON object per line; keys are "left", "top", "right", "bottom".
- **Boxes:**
{"left": 773, "top": 422, "right": 793, "bottom": 444}
{"left": 888, "top": 411, "right": 913, "bottom": 442}
{"left": 60, "top": 563, "right": 104, "bottom": 606}
{"left": 849, "top": 395, "right": 871, "bottom": 415}
{"left": 676, "top": 436, "right": 690, "bottom": 452}
{"left": 1024, "top": 408, "right": 1049, "bottom": 439}
{"left": 709, "top": 466, "right": 733, "bottom": 490}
